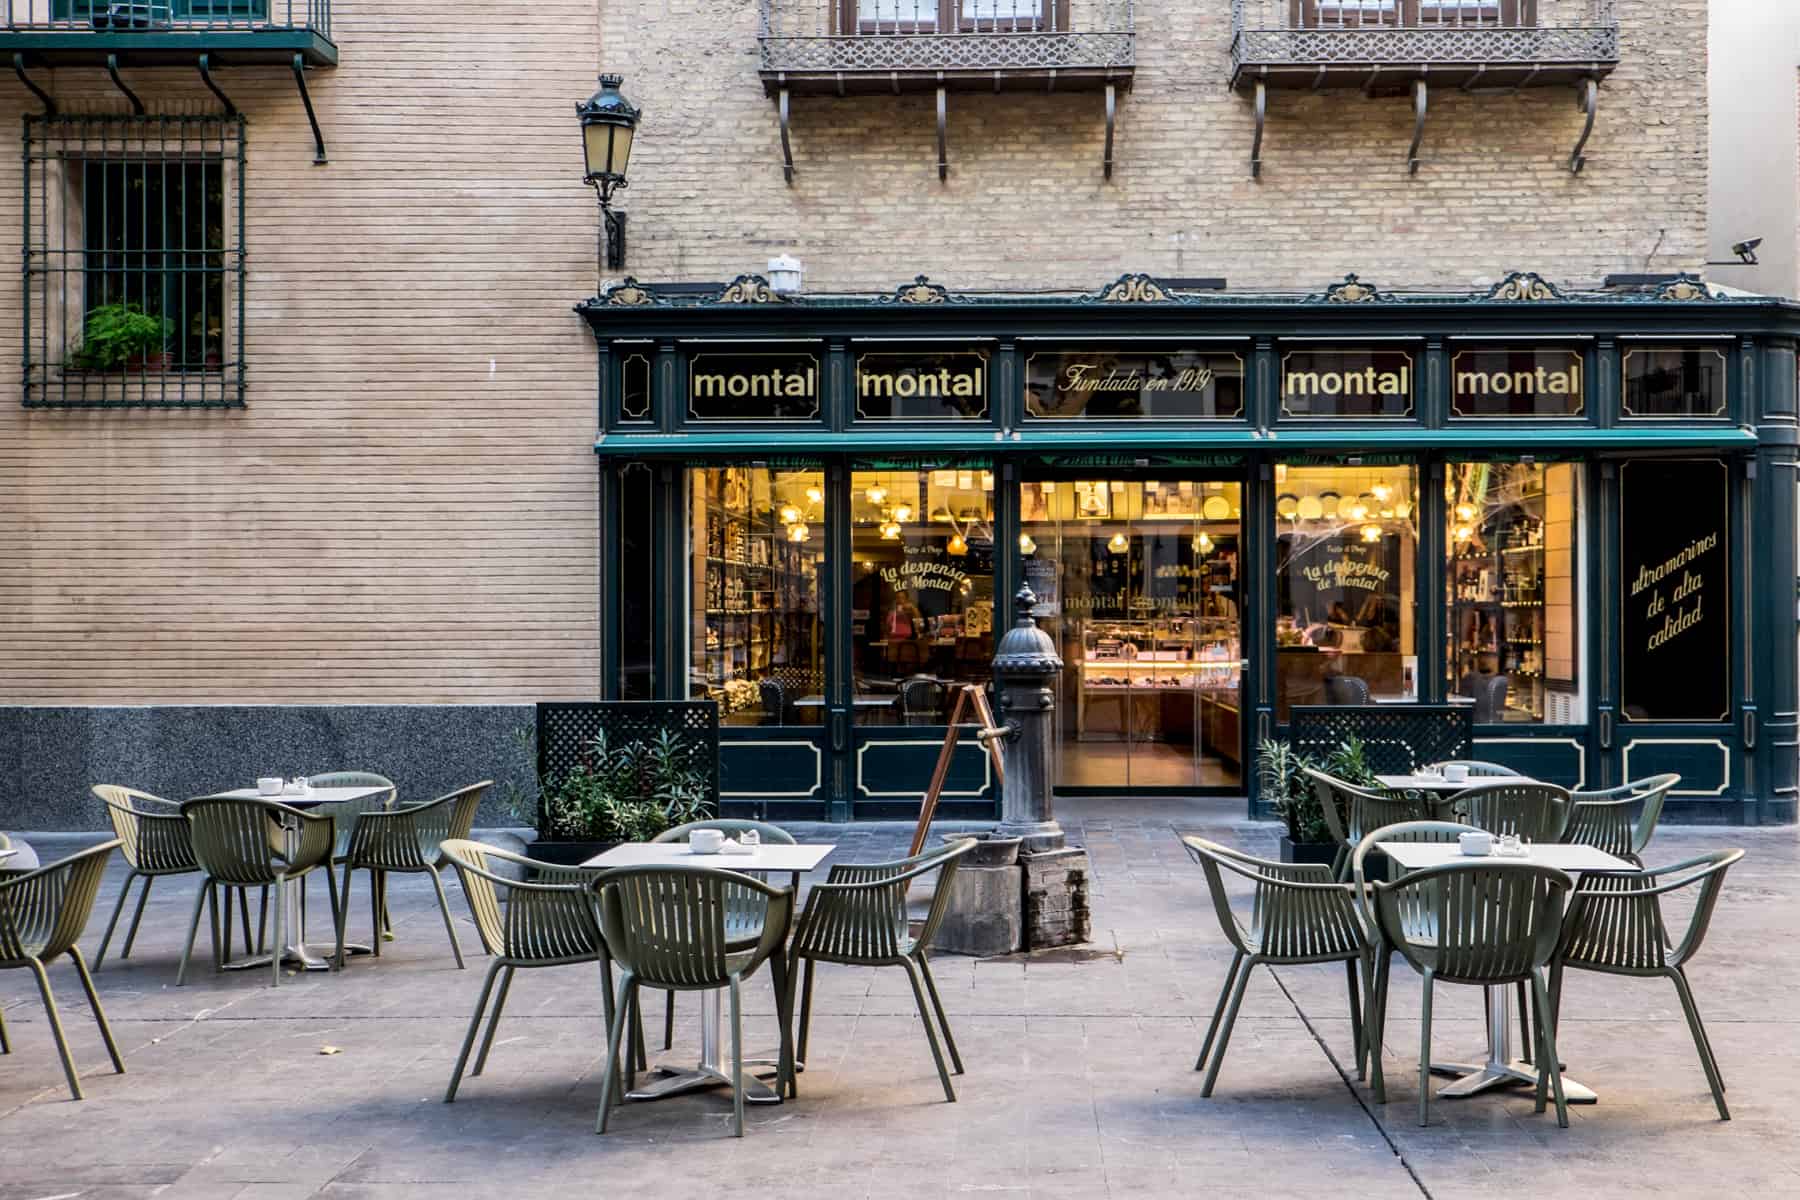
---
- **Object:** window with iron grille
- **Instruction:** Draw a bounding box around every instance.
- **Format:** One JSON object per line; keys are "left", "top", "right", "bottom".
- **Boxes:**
{"left": 23, "top": 113, "right": 246, "bottom": 409}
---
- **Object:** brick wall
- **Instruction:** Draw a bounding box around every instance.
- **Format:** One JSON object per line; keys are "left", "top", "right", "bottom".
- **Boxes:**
{"left": 0, "top": 4, "right": 607, "bottom": 704}
{"left": 604, "top": 0, "right": 1708, "bottom": 292}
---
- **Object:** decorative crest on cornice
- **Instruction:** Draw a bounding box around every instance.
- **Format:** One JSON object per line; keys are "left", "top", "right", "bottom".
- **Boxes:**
{"left": 1097, "top": 273, "right": 1173, "bottom": 303}
{"left": 600, "top": 276, "right": 658, "bottom": 307}
{"left": 885, "top": 275, "right": 951, "bottom": 305}
{"left": 1654, "top": 273, "right": 1716, "bottom": 302}
{"left": 1313, "top": 273, "right": 1387, "bottom": 304}
{"left": 1486, "top": 271, "right": 1565, "bottom": 302}
{"left": 717, "top": 274, "right": 784, "bottom": 304}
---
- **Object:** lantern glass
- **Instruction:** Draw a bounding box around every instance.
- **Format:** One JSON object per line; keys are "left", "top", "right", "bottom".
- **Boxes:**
{"left": 585, "top": 120, "right": 632, "bottom": 182}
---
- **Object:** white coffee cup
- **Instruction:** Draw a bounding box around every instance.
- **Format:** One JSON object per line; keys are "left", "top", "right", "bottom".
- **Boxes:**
{"left": 257, "top": 777, "right": 284, "bottom": 796}
{"left": 1444, "top": 764, "right": 1470, "bottom": 783}
{"left": 1459, "top": 831, "right": 1493, "bottom": 856}
{"left": 739, "top": 828, "right": 760, "bottom": 847}
{"left": 689, "top": 828, "right": 725, "bottom": 855}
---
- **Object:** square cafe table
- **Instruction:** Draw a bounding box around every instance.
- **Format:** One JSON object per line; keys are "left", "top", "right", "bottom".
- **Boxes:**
{"left": 1375, "top": 772, "right": 1541, "bottom": 793}
{"left": 1379, "top": 840, "right": 1636, "bottom": 1104}
{"left": 211, "top": 785, "right": 390, "bottom": 972}
{"left": 584, "top": 840, "right": 835, "bottom": 1104}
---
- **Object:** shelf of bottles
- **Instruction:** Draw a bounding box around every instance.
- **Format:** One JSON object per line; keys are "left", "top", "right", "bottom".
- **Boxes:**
{"left": 696, "top": 468, "right": 822, "bottom": 719}
{"left": 1449, "top": 503, "right": 1547, "bottom": 721}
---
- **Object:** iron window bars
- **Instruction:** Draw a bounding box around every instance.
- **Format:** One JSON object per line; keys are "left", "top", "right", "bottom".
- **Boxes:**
{"left": 24, "top": 113, "right": 245, "bottom": 409}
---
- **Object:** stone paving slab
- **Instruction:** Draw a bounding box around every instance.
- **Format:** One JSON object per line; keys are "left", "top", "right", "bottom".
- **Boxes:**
{"left": 1, "top": 798, "right": 1795, "bottom": 1198}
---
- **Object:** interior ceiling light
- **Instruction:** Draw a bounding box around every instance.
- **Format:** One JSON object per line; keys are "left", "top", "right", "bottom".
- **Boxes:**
{"left": 789, "top": 522, "right": 809, "bottom": 542}
{"left": 1019, "top": 533, "right": 1037, "bottom": 555}
{"left": 1361, "top": 524, "right": 1382, "bottom": 542}
{"left": 866, "top": 485, "right": 887, "bottom": 506}
{"left": 947, "top": 533, "right": 968, "bottom": 557}
{"left": 1108, "top": 532, "right": 1129, "bottom": 553}
{"left": 1371, "top": 482, "right": 1392, "bottom": 504}
{"left": 779, "top": 504, "right": 800, "bottom": 525}
{"left": 1454, "top": 502, "right": 1477, "bottom": 522}
{"left": 805, "top": 486, "right": 823, "bottom": 505}
{"left": 893, "top": 505, "right": 913, "bottom": 523}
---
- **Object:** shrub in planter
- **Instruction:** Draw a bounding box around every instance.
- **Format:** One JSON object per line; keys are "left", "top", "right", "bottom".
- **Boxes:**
{"left": 70, "top": 303, "right": 172, "bottom": 371}
{"left": 535, "top": 726, "right": 712, "bottom": 856}
{"left": 1258, "top": 737, "right": 1328, "bottom": 856}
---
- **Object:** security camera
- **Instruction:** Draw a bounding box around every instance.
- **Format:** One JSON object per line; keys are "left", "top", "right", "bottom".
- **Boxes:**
{"left": 1732, "top": 237, "right": 1762, "bottom": 264}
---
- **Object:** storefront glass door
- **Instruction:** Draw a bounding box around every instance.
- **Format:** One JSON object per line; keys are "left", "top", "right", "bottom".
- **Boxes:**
{"left": 1019, "top": 480, "right": 1244, "bottom": 791}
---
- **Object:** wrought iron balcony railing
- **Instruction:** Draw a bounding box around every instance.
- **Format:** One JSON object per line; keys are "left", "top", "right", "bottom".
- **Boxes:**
{"left": 1230, "top": 0, "right": 1619, "bottom": 178}
{"left": 3, "top": 0, "right": 334, "bottom": 63}
{"left": 759, "top": 0, "right": 1134, "bottom": 93}
{"left": 1231, "top": 0, "right": 1617, "bottom": 90}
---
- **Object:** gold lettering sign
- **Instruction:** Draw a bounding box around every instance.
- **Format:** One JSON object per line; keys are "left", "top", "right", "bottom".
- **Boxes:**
{"left": 1024, "top": 349, "right": 1244, "bottom": 419}
{"left": 1619, "top": 460, "right": 1730, "bottom": 722}
{"left": 687, "top": 350, "right": 821, "bottom": 421}
{"left": 1280, "top": 349, "right": 1415, "bottom": 418}
{"left": 1451, "top": 348, "right": 1585, "bottom": 417}
{"left": 855, "top": 351, "right": 989, "bottom": 419}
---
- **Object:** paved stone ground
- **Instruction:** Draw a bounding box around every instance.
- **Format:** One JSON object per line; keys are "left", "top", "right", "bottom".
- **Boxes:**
{"left": 1, "top": 799, "right": 1795, "bottom": 1199}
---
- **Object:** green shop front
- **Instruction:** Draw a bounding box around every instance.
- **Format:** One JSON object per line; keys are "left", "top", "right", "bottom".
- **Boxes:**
{"left": 580, "top": 272, "right": 1800, "bottom": 826}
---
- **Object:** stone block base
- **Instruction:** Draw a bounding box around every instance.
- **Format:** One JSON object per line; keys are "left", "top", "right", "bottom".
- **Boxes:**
{"left": 1022, "top": 847, "right": 1091, "bottom": 949}
{"left": 930, "top": 864, "right": 1023, "bottom": 956}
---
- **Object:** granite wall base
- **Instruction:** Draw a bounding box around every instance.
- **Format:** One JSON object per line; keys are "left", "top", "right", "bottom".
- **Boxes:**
{"left": 0, "top": 705, "right": 538, "bottom": 831}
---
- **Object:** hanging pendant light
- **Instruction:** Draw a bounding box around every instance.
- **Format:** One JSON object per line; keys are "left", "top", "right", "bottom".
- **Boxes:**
{"left": 778, "top": 504, "right": 801, "bottom": 525}
{"left": 1108, "top": 532, "right": 1129, "bottom": 554}
{"left": 1454, "top": 525, "right": 1474, "bottom": 543}
{"left": 1371, "top": 481, "right": 1393, "bottom": 504}
{"left": 789, "top": 522, "right": 810, "bottom": 543}
{"left": 947, "top": 533, "right": 968, "bottom": 557}
{"left": 865, "top": 484, "right": 887, "bottom": 506}
{"left": 805, "top": 485, "right": 823, "bottom": 505}
{"left": 1193, "top": 532, "right": 1214, "bottom": 555}
{"left": 1019, "top": 533, "right": 1037, "bottom": 555}
{"left": 1361, "top": 524, "right": 1382, "bottom": 543}
{"left": 1454, "top": 502, "right": 1477, "bottom": 522}
{"left": 893, "top": 504, "right": 913, "bottom": 523}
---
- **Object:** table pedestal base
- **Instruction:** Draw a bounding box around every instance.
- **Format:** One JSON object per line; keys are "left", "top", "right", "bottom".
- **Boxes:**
{"left": 1428, "top": 984, "right": 1597, "bottom": 1104}
{"left": 624, "top": 988, "right": 790, "bottom": 1105}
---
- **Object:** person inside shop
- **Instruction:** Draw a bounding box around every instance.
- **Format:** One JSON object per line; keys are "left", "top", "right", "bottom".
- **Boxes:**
{"left": 885, "top": 589, "right": 928, "bottom": 674}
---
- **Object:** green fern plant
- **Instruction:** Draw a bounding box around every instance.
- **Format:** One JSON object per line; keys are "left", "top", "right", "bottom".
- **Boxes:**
{"left": 71, "top": 302, "right": 171, "bottom": 370}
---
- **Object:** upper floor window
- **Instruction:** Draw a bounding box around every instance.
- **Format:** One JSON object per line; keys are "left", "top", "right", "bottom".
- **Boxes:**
{"left": 1621, "top": 347, "right": 1728, "bottom": 418}
{"left": 24, "top": 114, "right": 245, "bottom": 409}
{"left": 1298, "top": 0, "right": 1520, "bottom": 25}
{"left": 844, "top": 0, "right": 1054, "bottom": 32}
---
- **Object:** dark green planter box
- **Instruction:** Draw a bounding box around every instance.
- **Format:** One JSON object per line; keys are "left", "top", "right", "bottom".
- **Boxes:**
{"left": 1278, "top": 835, "right": 1337, "bottom": 867}
{"left": 525, "top": 839, "right": 618, "bottom": 872}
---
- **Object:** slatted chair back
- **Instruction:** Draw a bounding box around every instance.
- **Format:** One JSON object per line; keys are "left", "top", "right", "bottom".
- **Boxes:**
{"left": 305, "top": 772, "right": 398, "bottom": 858}
{"left": 1562, "top": 773, "right": 1679, "bottom": 860}
{"left": 440, "top": 839, "right": 606, "bottom": 965}
{"left": 1559, "top": 848, "right": 1743, "bottom": 975}
{"left": 1181, "top": 836, "right": 1364, "bottom": 963}
{"left": 93, "top": 785, "right": 198, "bottom": 874}
{"left": 0, "top": 841, "right": 119, "bottom": 964}
{"left": 1374, "top": 861, "right": 1571, "bottom": 985}
{"left": 653, "top": 819, "right": 797, "bottom": 933}
{"left": 1350, "top": 819, "right": 1483, "bottom": 932}
{"left": 181, "top": 796, "right": 333, "bottom": 887}
{"left": 597, "top": 865, "right": 788, "bottom": 989}
{"left": 346, "top": 781, "right": 491, "bottom": 871}
{"left": 1430, "top": 759, "right": 1521, "bottom": 778}
{"left": 793, "top": 838, "right": 974, "bottom": 965}
{"left": 1451, "top": 780, "right": 1570, "bottom": 842}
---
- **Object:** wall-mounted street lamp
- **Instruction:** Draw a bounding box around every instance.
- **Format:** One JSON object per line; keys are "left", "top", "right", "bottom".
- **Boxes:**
{"left": 577, "top": 73, "right": 641, "bottom": 271}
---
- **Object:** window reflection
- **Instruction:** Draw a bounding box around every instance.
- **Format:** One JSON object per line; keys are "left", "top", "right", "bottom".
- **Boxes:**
{"left": 1275, "top": 465, "right": 1419, "bottom": 719}
{"left": 852, "top": 468, "right": 996, "bottom": 725}
{"left": 688, "top": 468, "right": 826, "bottom": 727}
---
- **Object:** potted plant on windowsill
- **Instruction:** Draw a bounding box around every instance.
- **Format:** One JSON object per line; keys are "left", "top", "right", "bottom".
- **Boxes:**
{"left": 527, "top": 726, "right": 714, "bottom": 868}
{"left": 68, "top": 302, "right": 172, "bottom": 373}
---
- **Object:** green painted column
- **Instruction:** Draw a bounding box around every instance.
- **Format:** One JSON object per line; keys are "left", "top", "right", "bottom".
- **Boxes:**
{"left": 1752, "top": 339, "right": 1798, "bottom": 821}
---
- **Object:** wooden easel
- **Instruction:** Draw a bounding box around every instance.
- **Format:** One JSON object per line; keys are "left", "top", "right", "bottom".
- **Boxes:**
{"left": 908, "top": 684, "right": 1008, "bottom": 857}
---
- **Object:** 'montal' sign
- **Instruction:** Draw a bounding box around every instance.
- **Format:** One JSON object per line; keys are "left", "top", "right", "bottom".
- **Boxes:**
{"left": 1451, "top": 347, "right": 1585, "bottom": 417}
{"left": 855, "top": 350, "right": 989, "bottom": 419}
{"left": 1280, "top": 348, "right": 1414, "bottom": 417}
{"left": 688, "top": 349, "right": 821, "bottom": 420}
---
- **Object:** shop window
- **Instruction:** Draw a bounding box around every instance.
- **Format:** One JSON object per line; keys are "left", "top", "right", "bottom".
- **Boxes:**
{"left": 688, "top": 468, "right": 827, "bottom": 727}
{"left": 1622, "top": 347, "right": 1728, "bottom": 418}
{"left": 1280, "top": 348, "right": 1415, "bottom": 418}
{"left": 1023, "top": 348, "right": 1245, "bottom": 419}
{"left": 686, "top": 348, "right": 821, "bottom": 421}
{"left": 618, "top": 464, "right": 656, "bottom": 700}
{"left": 855, "top": 349, "right": 989, "bottom": 420}
{"left": 1449, "top": 347, "right": 1584, "bottom": 417}
{"left": 852, "top": 468, "right": 996, "bottom": 725}
{"left": 619, "top": 353, "right": 652, "bottom": 422}
{"left": 1446, "top": 462, "right": 1584, "bottom": 725}
{"left": 1275, "top": 465, "right": 1419, "bottom": 719}
{"left": 24, "top": 114, "right": 245, "bottom": 409}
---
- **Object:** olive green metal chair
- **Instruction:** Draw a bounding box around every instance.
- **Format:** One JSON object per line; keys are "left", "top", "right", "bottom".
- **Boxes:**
{"left": 1561, "top": 773, "right": 1679, "bottom": 864}
{"left": 1355, "top": 825, "right": 1573, "bottom": 1128}
{"left": 1305, "top": 767, "right": 1429, "bottom": 882}
{"left": 1551, "top": 848, "right": 1743, "bottom": 1120}
{"left": 308, "top": 772, "right": 399, "bottom": 937}
{"left": 787, "top": 837, "right": 975, "bottom": 1104}
{"left": 92, "top": 784, "right": 267, "bottom": 969}
{"left": 1448, "top": 779, "right": 1571, "bottom": 842}
{"left": 333, "top": 781, "right": 490, "bottom": 970}
{"left": 179, "top": 795, "right": 341, "bottom": 988}
{"left": 1428, "top": 760, "right": 1522, "bottom": 779}
{"left": 0, "top": 841, "right": 126, "bottom": 1099}
{"left": 1181, "top": 835, "right": 1369, "bottom": 1096}
{"left": 1350, "top": 819, "right": 1486, "bottom": 1081}
{"left": 439, "top": 838, "right": 628, "bottom": 1104}
{"left": 649, "top": 818, "right": 796, "bottom": 1050}
{"left": 0, "top": 831, "right": 37, "bottom": 877}
{"left": 595, "top": 864, "right": 796, "bottom": 1138}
